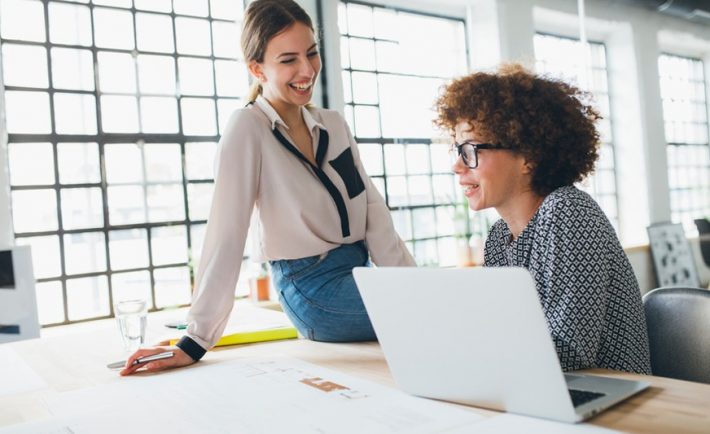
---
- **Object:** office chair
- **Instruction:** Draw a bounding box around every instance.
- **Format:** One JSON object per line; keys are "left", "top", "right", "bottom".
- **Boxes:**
{"left": 695, "top": 218, "right": 710, "bottom": 267}
{"left": 643, "top": 286, "right": 710, "bottom": 384}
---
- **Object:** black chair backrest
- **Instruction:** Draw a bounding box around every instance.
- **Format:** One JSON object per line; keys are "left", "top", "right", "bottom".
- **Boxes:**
{"left": 695, "top": 218, "right": 710, "bottom": 267}
{"left": 643, "top": 287, "right": 710, "bottom": 384}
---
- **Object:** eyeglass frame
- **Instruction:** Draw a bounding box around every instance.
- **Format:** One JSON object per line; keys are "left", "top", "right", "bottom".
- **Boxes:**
{"left": 449, "top": 141, "right": 506, "bottom": 169}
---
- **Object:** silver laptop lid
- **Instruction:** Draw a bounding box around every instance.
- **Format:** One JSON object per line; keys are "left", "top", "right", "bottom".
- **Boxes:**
{"left": 353, "top": 266, "right": 577, "bottom": 421}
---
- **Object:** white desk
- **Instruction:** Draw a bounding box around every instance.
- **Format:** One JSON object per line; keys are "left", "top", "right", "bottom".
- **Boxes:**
{"left": 2, "top": 300, "right": 709, "bottom": 433}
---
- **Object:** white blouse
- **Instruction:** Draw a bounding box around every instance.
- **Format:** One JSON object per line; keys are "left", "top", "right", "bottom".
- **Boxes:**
{"left": 184, "top": 96, "right": 415, "bottom": 350}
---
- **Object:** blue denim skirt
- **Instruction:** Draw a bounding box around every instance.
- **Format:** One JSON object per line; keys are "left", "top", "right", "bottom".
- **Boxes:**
{"left": 270, "top": 241, "right": 376, "bottom": 342}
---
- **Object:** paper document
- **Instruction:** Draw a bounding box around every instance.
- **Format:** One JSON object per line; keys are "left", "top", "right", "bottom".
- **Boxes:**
{"left": 441, "top": 413, "right": 621, "bottom": 434}
{"left": 3, "top": 358, "right": 484, "bottom": 434}
{"left": 0, "top": 346, "right": 47, "bottom": 396}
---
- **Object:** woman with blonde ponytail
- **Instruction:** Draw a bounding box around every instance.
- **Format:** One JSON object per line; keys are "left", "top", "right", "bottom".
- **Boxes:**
{"left": 120, "top": 0, "right": 415, "bottom": 375}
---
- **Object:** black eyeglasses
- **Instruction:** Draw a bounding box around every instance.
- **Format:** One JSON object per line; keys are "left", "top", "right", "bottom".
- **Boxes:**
{"left": 449, "top": 142, "right": 505, "bottom": 169}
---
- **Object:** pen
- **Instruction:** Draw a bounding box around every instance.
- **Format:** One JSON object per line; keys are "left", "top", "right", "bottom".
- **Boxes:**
{"left": 132, "top": 351, "right": 175, "bottom": 366}
{"left": 106, "top": 351, "right": 175, "bottom": 370}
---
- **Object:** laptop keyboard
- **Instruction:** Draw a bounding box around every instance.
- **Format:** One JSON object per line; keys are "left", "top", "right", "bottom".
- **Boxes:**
{"left": 569, "top": 389, "right": 606, "bottom": 407}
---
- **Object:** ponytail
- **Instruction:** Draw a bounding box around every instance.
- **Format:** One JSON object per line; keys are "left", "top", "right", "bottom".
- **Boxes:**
{"left": 247, "top": 81, "right": 263, "bottom": 103}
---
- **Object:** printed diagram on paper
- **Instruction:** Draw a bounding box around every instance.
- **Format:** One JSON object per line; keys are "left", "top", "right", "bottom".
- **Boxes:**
{"left": 2, "top": 358, "right": 483, "bottom": 434}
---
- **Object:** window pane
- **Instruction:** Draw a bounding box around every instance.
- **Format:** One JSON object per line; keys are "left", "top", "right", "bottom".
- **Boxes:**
{"left": 12, "top": 189, "right": 57, "bottom": 233}
{"left": 210, "top": 0, "right": 242, "bottom": 21}
{"left": 189, "top": 223, "right": 206, "bottom": 270}
{"left": 346, "top": 3, "right": 374, "bottom": 38}
{"left": 51, "top": 47, "right": 95, "bottom": 91}
{"left": 379, "top": 74, "right": 441, "bottom": 138}
{"left": 48, "top": 2, "right": 91, "bottom": 46}
{"left": 64, "top": 231, "right": 107, "bottom": 275}
{"left": 111, "top": 271, "right": 151, "bottom": 304}
{"left": 58, "top": 142, "right": 101, "bottom": 184}
{"left": 185, "top": 142, "right": 217, "bottom": 180}
{"left": 1, "top": 0, "right": 46, "bottom": 42}
{"left": 188, "top": 183, "right": 214, "bottom": 220}
{"left": 8, "top": 142, "right": 54, "bottom": 186}
{"left": 98, "top": 51, "right": 136, "bottom": 93}
{"left": 93, "top": 0, "right": 131, "bottom": 8}
{"left": 147, "top": 184, "right": 185, "bottom": 222}
{"left": 53, "top": 93, "right": 97, "bottom": 134}
{"left": 211, "top": 21, "right": 240, "bottom": 58}
{"left": 217, "top": 98, "right": 240, "bottom": 134}
{"left": 4, "top": 91, "right": 51, "bottom": 133}
{"left": 353, "top": 105, "right": 380, "bottom": 138}
{"left": 358, "top": 143, "right": 383, "bottom": 176}
{"left": 151, "top": 225, "right": 188, "bottom": 266}
{"left": 67, "top": 276, "right": 110, "bottom": 321}
{"left": 136, "top": 12, "right": 175, "bottom": 53}
{"left": 409, "top": 175, "right": 433, "bottom": 206}
{"left": 134, "top": 0, "right": 172, "bottom": 13}
{"left": 140, "top": 97, "right": 179, "bottom": 133}
{"left": 406, "top": 144, "right": 430, "bottom": 174}
{"left": 16, "top": 235, "right": 61, "bottom": 279}
{"left": 107, "top": 185, "right": 146, "bottom": 225}
{"left": 60, "top": 187, "right": 103, "bottom": 230}
{"left": 93, "top": 8, "right": 134, "bottom": 50}
{"left": 215, "top": 60, "right": 249, "bottom": 97}
{"left": 1, "top": 43, "right": 48, "bottom": 88}
{"left": 181, "top": 98, "right": 217, "bottom": 135}
{"left": 174, "top": 0, "right": 208, "bottom": 17}
{"left": 105, "top": 143, "right": 144, "bottom": 184}
{"left": 101, "top": 95, "right": 139, "bottom": 133}
{"left": 348, "top": 38, "right": 376, "bottom": 70}
{"left": 36, "top": 281, "right": 64, "bottom": 325}
{"left": 137, "top": 54, "right": 176, "bottom": 94}
{"left": 154, "top": 267, "right": 192, "bottom": 308}
{"left": 178, "top": 57, "right": 214, "bottom": 95}
{"left": 143, "top": 143, "right": 182, "bottom": 182}
{"left": 109, "top": 229, "right": 149, "bottom": 270}
{"left": 175, "top": 17, "right": 211, "bottom": 56}
{"left": 351, "top": 72, "right": 378, "bottom": 104}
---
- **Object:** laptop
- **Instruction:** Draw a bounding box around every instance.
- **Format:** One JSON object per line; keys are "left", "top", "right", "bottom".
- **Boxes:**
{"left": 352, "top": 267, "right": 649, "bottom": 423}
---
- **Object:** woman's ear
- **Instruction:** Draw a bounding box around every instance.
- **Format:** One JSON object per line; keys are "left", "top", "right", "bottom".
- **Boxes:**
{"left": 522, "top": 159, "right": 535, "bottom": 175}
{"left": 248, "top": 60, "right": 264, "bottom": 82}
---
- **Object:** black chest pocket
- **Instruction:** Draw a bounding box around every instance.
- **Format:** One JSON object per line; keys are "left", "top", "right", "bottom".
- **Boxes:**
{"left": 329, "top": 147, "right": 365, "bottom": 199}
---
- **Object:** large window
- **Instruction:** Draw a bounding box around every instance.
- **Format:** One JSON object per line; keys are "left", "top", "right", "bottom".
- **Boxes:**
{"left": 338, "top": 1, "right": 478, "bottom": 266}
{"left": 534, "top": 33, "right": 619, "bottom": 231}
{"left": 658, "top": 54, "right": 710, "bottom": 236}
{"left": 1, "top": 0, "right": 247, "bottom": 325}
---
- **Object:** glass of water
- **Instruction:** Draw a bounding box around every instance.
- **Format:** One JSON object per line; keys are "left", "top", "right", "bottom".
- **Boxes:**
{"left": 114, "top": 298, "right": 148, "bottom": 352}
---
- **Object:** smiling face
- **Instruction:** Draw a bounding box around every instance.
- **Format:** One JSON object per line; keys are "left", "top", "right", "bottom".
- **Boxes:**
{"left": 452, "top": 121, "right": 532, "bottom": 214}
{"left": 248, "top": 22, "right": 321, "bottom": 113}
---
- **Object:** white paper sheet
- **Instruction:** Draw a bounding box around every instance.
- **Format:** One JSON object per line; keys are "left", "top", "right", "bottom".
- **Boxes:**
{"left": 3, "top": 358, "right": 485, "bottom": 434}
{"left": 0, "top": 346, "right": 46, "bottom": 396}
{"left": 440, "top": 413, "right": 621, "bottom": 434}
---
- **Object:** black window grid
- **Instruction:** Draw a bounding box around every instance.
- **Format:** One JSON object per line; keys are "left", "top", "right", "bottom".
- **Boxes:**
{"left": 533, "top": 32, "right": 620, "bottom": 232}
{"left": 2, "top": 0, "right": 247, "bottom": 326}
{"left": 659, "top": 53, "right": 710, "bottom": 235}
{"left": 338, "top": 0, "right": 492, "bottom": 267}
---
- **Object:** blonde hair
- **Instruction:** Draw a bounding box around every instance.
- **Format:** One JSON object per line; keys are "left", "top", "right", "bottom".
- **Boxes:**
{"left": 242, "top": 0, "right": 315, "bottom": 103}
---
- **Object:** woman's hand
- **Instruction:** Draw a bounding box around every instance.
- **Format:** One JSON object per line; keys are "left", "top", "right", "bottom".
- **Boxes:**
{"left": 119, "top": 346, "right": 195, "bottom": 376}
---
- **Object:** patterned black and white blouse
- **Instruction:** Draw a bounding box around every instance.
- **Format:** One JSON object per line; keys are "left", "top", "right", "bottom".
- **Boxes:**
{"left": 484, "top": 186, "right": 652, "bottom": 374}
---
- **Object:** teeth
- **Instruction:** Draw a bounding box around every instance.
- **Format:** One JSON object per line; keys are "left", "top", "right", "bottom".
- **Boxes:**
{"left": 291, "top": 82, "right": 311, "bottom": 90}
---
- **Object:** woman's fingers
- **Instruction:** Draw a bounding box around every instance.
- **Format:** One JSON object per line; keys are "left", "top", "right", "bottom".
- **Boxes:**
{"left": 119, "top": 347, "right": 194, "bottom": 376}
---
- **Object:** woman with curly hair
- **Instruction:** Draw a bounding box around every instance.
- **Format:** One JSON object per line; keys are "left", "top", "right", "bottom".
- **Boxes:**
{"left": 435, "top": 64, "right": 651, "bottom": 374}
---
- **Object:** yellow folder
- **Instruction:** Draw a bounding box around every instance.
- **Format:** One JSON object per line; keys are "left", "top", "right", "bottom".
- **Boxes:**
{"left": 169, "top": 326, "right": 298, "bottom": 349}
